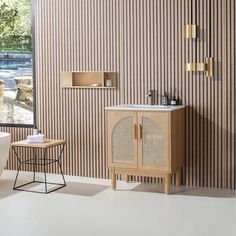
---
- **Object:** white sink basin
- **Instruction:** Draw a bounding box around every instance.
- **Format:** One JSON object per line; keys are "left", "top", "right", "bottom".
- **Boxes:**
{"left": 120, "top": 105, "right": 172, "bottom": 109}
{"left": 105, "top": 105, "right": 185, "bottom": 111}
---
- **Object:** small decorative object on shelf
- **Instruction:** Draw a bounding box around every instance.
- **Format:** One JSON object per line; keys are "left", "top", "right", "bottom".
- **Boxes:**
{"left": 33, "top": 126, "right": 38, "bottom": 135}
{"left": 105, "top": 79, "right": 112, "bottom": 87}
{"left": 28, "top": 127, "right": 44, "bottom": 143}
{"left": 170, "top": 89, "right": 177, "bottom": 106}
{"left": 27, "top": 134, "right": 45, "bottom": 143}
{"left": 162, "top": 92, "right": 168, "bottom": 106}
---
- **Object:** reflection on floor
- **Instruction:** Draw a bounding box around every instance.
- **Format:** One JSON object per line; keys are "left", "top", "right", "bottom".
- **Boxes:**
{"left": 0, "top": 170, "right": 235, "bottom": 236}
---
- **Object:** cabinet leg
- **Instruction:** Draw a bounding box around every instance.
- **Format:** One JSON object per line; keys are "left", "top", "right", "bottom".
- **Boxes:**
{"left": 164, "top": 174, "right": 171, "bottom": 194}
{"left": 176, "top": 169, "right": 181, "bottom": 186}
{"left": 111, "top": 170, "right": 116, "bottom": 190}
{"left": 125, "top": 174, "right": 129, "bottom": 183}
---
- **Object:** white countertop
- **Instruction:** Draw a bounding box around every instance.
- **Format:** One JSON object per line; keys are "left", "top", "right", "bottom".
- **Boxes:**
{"left": 105, "top": 105, "right": 185, "bottom": 111}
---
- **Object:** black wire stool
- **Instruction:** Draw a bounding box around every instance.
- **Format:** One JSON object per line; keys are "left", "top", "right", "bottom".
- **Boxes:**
{"left": 12, "top": 141, "right": 66, "bottom": 194}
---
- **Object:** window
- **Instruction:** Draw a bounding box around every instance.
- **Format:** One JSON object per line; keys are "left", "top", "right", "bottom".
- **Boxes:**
{"left": 0, "top": 0, "right": 35, "bottom": 126}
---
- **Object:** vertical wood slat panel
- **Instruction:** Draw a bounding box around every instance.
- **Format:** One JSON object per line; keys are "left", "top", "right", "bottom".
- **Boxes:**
{"left": 0, "top": 0, "right": 235, "bottom": 189}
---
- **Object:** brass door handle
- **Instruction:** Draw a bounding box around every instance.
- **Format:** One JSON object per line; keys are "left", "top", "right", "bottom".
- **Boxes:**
{"left": 139, "top": 124, "right": 142, "bottom": 139}
{"left": 133, "top": 124, "right": 138, "bottom": 139}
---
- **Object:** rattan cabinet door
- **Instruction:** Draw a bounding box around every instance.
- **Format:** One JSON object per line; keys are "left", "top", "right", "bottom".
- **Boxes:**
{"left": 107, "top": 111, "right": 138, "bottom": 168}
{"left": 138, "top": 112, "right": 170, "bottom": 172}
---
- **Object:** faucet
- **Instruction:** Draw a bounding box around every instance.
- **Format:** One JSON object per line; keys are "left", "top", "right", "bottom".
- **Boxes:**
{"left": 147, "top": 90, "right": 155, "bottom": 105}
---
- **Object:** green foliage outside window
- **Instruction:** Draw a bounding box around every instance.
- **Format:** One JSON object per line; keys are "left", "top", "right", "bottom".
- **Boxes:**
{"left": 0, "top": 0, "right": 32, "bottom": 52}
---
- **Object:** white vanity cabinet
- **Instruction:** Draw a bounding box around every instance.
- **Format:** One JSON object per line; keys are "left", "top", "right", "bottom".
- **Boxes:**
{"left": 106, "top": 105, "right": 185, "bottom": 194}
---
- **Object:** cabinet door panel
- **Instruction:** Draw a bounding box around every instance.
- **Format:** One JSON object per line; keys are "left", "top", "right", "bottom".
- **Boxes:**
{"left": 138, "top": 112, "right": 169, "bottom": 171}
{"left": 107, "top": 111, "right": 137, "bottom": 168}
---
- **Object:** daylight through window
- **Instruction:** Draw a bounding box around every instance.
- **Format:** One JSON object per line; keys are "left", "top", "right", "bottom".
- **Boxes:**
{"left": 0, "top": 0, "right": 34, "bottom": 125}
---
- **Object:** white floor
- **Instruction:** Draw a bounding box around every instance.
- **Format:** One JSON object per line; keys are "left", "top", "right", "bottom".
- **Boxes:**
{"left": 0, "top": 170, "right": 235, "bottom": 236}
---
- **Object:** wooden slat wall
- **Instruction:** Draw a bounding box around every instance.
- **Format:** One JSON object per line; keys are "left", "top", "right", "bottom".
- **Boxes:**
{"left": 1, "top": 0, "right": 235, "bottom": 189}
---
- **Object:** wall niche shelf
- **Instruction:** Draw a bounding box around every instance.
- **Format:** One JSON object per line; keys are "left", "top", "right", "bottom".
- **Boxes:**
{"left": 61, "top": 71, "right": 116, "bottom": 89}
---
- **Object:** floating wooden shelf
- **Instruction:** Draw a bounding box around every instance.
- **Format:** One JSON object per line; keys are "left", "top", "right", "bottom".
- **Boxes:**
{"left": 61, "top": 71, "right": 116, "bottom": 89}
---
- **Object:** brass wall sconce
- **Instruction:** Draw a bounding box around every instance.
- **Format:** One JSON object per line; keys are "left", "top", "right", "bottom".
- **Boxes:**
{"left": 186, "top": 57, "right": 214, "bottom": 77}
{"left": 185, "top": 24, "right": 197, "bottom": 38}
